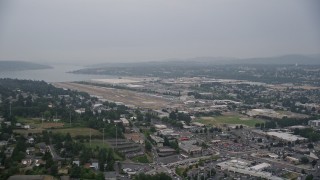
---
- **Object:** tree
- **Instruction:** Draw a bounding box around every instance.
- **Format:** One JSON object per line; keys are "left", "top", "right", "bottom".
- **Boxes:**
{"left": 145, "top": 113, "right": 152, "bottom": 122}
{"left": 210, "top": 168, "right": 216, "bottom": 176}
{"left": 150, "top": 126, "right": 156, "bottom": 132}
{"left": 170, "top": 140, "right": 179, "bottom": 153}
{"left": 42, "top": 131, "right": 50, "bottom": 145}
{"left": 265, "top": 121, "right": 276, "bottom": 129}
{"left": 44, "top": 153, "right": 54, "bottom": 169}
{"left": 70, "top": 165, "right": 81, "bottom": 178}
{"left": 308, "top": 143, "right": 314, "bottom": 149}
{"left": 50, "top": 164, "right": 58, "bottom": 176}
{"left": 169, "top": 111, "right": 177, "bottom": 120}
{"left": 96, "top": 172, "right": 105, "bottom": 180}
{"left": 98, "top": 148, "right": 107, "bottom": 171}
{"left": 80, "top": 148, "right": 91, "bottom": 165}
{"left": 44, "top": 110, "right": 51, "bottom": 120}
{"left": 311, "top": 160, "right": 317, "bottom": 167}
{"left": 306, "top": 174, "right": 313, "bottom": 180}
{"left": 255, "top": 123, "right": 260, "bottom": 128}
{"left": 163, "top": 137, "right": 170, "bottom": 146}
{"left": 145, "top": 141, "right": 152, "bottom": 152}
{"left": 204, "top": 127, "right": 207, "bottom": 133}
{"left": 106, "top": 149, "right": 115, "bottom": 171}
{"left": 300, "top": 156, "right": 309, "bottom": 164}
{"left": 11, "top": 137, "right": 27, "bottom": 162}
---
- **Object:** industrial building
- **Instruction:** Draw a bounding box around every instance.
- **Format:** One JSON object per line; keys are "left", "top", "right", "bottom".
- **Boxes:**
{"left": 216, "top": 159, "right": 283, "bottom": 180}
{"left": 265, "top": 131, "right": 307, "bottom": 142}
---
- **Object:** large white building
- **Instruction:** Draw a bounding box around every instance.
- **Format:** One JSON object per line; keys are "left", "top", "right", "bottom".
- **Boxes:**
{"left": 308, "top": 120, "right": 320, "bottom": 127}
{"left": 265, "top": 131, "right": 307, "bottom": 142}
{"left": 216, "top": 159, "right": 282, "bottom": 180}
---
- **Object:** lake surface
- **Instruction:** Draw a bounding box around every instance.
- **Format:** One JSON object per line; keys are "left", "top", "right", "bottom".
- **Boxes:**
{"left": 0, "top": 65, "right": 113, "bottom": 82}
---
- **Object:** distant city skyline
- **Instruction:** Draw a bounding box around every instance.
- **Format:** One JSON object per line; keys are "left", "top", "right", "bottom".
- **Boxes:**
{"left": 0, "top": 0, "right": 319, "bottom": 64}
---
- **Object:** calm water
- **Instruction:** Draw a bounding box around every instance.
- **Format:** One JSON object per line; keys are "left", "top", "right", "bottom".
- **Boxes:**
{"left": 0, "top": 65, "right": 113, "bottom": 82}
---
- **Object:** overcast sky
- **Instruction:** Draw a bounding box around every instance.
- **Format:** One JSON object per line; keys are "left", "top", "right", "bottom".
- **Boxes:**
{"left": 0, "top": 0, "right": 319, "bottom": 64}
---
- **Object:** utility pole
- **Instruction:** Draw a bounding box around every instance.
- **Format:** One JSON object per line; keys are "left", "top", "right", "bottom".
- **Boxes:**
{"left": 197, "top": 169, "right": 200, "bottom": 180}
{"left": 90, "top": 128, "right": 92, "bottom": 147}
{"left": 69, "top": 111, "right": 71, "bottom": 127}
{"left": 41, "top": 114, "right": 44, "bottom": 128}
{"left": 102, "top": 128, "right": 105, "bottom": 145}
{"left": 210, "top": 156, "right": 213, "bottom": 177}
{"left": 9, "top": 101, "right": 12, "bottom": 116}
{"left": 115, "top": 124, "right": 117, "bottom": 148}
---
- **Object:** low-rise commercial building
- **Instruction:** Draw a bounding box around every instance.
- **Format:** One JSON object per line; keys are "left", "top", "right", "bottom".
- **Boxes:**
{"left": 120, "top": 118, "right": 130, "bottom": 126}
{"left": 179, "top": 140, "right": 202, "bottom": 154}
{"left": 308, "top": 120, "right": 320, "bottom": 127}
{"left": 150, "top": 135, "right": 164, "bottom": 147}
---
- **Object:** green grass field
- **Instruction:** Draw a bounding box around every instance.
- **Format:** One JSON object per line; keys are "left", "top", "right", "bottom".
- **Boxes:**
{"left": 196, "top": 115, "right": 265, "bottom": 127}
{"left": 51, "top": 127, "right": 102, "bottom": 137}
{"left": 83, "top": 139, "right": 110, "bottom": 149}
{"left": 282, "top": 172, "right": 299, "bottom": 179}
{"left": 132, "top": 154, "right": 152, "bottom": 163}
{"left": 82, "top": 139, "right": 123, "bottom": 160}
{"left": 13, "top": 129, "right": 43, "bottom": 135}
{"left": 17, "top": 117, "right": 40, "bottom": 123}
{"left": 14, "top": 127, "right": 101, "bottom": 136}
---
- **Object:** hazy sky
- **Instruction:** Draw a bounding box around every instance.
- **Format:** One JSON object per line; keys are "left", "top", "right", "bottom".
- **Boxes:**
{"left": 0, "top": 0, "right": 319, "bottom": 64}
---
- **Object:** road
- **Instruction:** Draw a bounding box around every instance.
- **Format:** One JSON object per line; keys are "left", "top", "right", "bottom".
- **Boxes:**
{"left": 48, "top": 145, "right": 64, "bottom": 161}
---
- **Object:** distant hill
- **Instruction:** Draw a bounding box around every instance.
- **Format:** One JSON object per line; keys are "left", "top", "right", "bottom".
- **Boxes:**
{"left": 88, "top": 54, "right": 320, "bottom": 68}
{"left": 0, "top": 61, "right": 52, "bottom": 71}
{"left": 239, "top": 54, "right": 320, "bottom": 65}
{"left": 171, "top": 54, "right": 320, "bottom": 65}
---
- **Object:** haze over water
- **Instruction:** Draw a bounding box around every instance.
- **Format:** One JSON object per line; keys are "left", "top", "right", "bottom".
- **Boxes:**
{"left": 0, "top": 65, "right": 113, "bottom": 82}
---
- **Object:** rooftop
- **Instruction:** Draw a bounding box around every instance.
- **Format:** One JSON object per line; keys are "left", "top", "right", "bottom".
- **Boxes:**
{"left": 266, "top": 131, "right": 307, "bottom": 142}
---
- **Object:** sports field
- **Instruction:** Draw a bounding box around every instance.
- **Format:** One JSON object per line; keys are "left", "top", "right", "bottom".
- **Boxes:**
{"left": 83, "top": 139, "right": 110, "bottom": 149}
{"left": 195, "top": 115, "right": 264, "bottom": 127}
{"left": 14, "top": 127, "right": 101, "bottom": 137}
{"left": 51, "top": 127, "right": 102, "bottom": 137}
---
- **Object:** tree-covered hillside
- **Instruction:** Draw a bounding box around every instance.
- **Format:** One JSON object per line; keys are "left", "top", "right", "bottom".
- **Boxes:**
{"left": 0, "top": 61, "right": 51, "bottom": 71}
